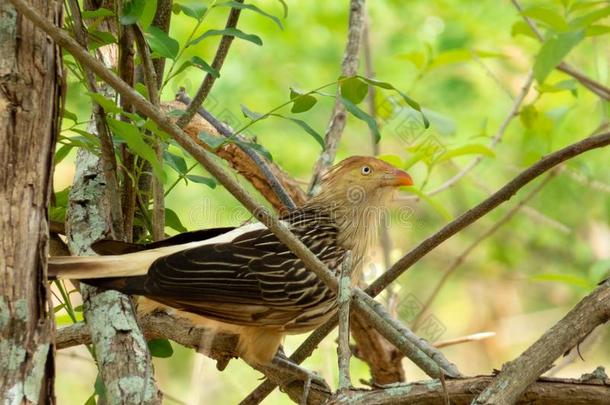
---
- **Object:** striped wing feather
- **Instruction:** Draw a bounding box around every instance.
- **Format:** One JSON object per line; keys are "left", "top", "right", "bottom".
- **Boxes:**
{"left": 138, "top": 222, "right": 346, "bottom": 329}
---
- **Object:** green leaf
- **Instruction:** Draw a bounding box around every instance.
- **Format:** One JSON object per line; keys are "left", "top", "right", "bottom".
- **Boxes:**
{"left": 339, "top": 96, "right": 381, "bottom": 142}
{"left": 82, "top": 8, "right": 114, "bottom": 19}
{"left": 54, "top": 144, "right": 72, "bottom": 165}
{"left": 240, "top": 104, "right": 265, "bottom": 120}
{"left": 289, "top": 88, "right": 317, "bottom": 113}
{"left": 86, "top": 93, "right": 122, "bottom": 114}
{"left": 340, "top": 76, "right": 368, "bottom": 104}
{"left": 53, "top": 304, "right": 65, "bottom": 313}
{"left": 186, "top": 175, "right": 217, "bottom": 188}
{"left": 570, "top": 6, "right": 610, "bottom": 29}
{"left": 190, "top": 28, "right": 263, "bottom": 46}
{"left": 270, "top": 114, "right": 324, "bottom": 148}
{"left": 586, "top": 24, "right": 610, "bottom": 36}
{"left": 84, "top": 394, "right": 96, "bottom": 405}
{"left": 175, "top": 4, "right": 208, "bottom": 20}
{"left": 357, "top": 76, "right": 429, "bottom": 128}
{"left": 216, "top": 1, "right": 283, "bottom": 30}
{"left": 145, "top": 26, "right": 179, "bottom": 60}
{"left": 537, "top": 79, "right": 578, "bottom": 95}
{"left": 94, "top": 374, "right": 106, "bottom": 401}
{"left": 530, "top": 273, "right": 592, "bottom": 289}
{"left": 163, "top": 151, "right": 187, "bottom": 174}
{"left": 408, "top": 187, "right": 452, "bottom": 220}
{"left": 435, "top": 144, "right": 495, "bottom": 163}
{"left": 87, "top": 30, "right": 117, "bottom": 50}
{"left": 533, "top": 30, "right": 585, "bottom": 83}
{"left": 148, "top": 338, "right": 174, "bottom": 358}
{"left": 165, "top": 209, "right": 187, "bottom": 233}
{"left": 191, "top": 56, "right": 220, "bottom": 78}
{"left": 107, "top": 118, "right": 165, "bottom": 181}
{"left": 522, "top": 7, "right": 570, "bottom": 32}
{"left": 138, "top": 0, "right": 158, "bottom": 30}
{"left": 198, "top": 131, "right": 226, "bottom": 149}
{"left": 120, "top": 0, "right": 146, "bottom": 25}
{"left": 237, "top": 141, "right": 273, "bottom": 161}
{"left": 62, "top": 109, "right": 78, "bottom": 123}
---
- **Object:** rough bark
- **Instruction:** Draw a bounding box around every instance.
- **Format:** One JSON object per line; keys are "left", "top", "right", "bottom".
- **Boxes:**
{"left": 326, "top": 375, "right": 610, "bottom": 405}
{"left": 0, "top": 1, "right": 60, "bottom": 403}
{"left": 66, "top": 144, "right": 161, "bottom": 404}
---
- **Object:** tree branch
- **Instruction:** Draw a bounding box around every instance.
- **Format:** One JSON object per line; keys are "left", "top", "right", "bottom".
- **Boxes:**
{"left": 412, "top": 171, "right": 557, "bottom": 331}
{"left": 175, "top": 0, "right": 244, "bottom": 128}
{"left": 426, "top": 71, "right": 534, "bottom": 196}
{"left": 327, "top": 375, "right": 610, "bottom": 405}
{"left": 474, "top": 279, "right": 610, "bottom": 404}
{"left": 511, "top": 0, "right": 610, "bottom": 100}
{"left": 308, "top": 0, "right": 366, "bottom": 195}
{"left": 173, "top": 91, "right": 302, "bottom": 211}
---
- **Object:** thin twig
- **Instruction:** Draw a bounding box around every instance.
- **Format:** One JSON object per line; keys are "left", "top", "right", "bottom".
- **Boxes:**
{"left": 434, "top": 332, "right": 496, "bottom": 349}
{"left": 412, "top": 171, "right": 557, "bottom": 331}
{"left": 511, "top": 0, "right": 610, "bottom": 100}
{"left": 175, "top": 90, "right": 297, "bottom": 211}
{"left": 175, "top": 0, "right": 244, "bottom": 128}
{"left": 426, "top": 71, "right": 534, "bottom": 196}
{"left": 134, "top": 25, "right": 165, "bottom": 241}
{"left": 308, "top": 0, "right": 366, "bottom": 195}
{"left": 337, "top": 253, "right": 354, "bottom": 392}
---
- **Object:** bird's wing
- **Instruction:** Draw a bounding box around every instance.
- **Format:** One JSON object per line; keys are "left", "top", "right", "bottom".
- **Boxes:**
{"left": 129, "top": 224, "right": 346, "bottom": 328}
{"left": 91, "top": 227, "right": 236, "bottom": 255}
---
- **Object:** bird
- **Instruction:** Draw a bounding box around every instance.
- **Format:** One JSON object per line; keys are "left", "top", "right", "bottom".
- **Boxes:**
{"left": 49, "top": 156, "right": 413, "bottom": 367}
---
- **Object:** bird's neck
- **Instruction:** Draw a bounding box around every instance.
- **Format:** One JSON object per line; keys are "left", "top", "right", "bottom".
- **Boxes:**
{"left": 300, "top": 196, "right": 385, "bottom": 273}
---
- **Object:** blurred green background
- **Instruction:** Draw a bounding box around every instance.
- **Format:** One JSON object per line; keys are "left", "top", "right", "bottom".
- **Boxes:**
{"left": 54, "top": 0, "right": 610, "bottom": 403}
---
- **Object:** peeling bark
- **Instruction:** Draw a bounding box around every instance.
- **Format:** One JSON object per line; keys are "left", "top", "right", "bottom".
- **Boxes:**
{"left": 66, "top": 145, "right": 161, "bottom": 404}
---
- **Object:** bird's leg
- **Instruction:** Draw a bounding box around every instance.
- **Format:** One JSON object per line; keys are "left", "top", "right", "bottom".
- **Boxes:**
{"left": 266, "top": 353, "right": 329, "bottom": 405}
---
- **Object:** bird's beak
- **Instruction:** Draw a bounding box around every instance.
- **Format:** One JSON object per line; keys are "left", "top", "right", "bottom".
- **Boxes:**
{"left": 387, "top": 169, "right": 413, "bottom": 187}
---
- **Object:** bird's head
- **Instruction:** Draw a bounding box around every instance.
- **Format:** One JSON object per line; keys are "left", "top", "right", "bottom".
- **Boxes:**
{"left": 307, "top": 156, "right": 413, "bottom": 268}
{"left": 314, "top": 156, "right": 413, "bottom": 210}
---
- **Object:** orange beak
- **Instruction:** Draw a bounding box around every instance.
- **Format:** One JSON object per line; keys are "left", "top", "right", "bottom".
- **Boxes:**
{"left": 389, "top": 168, "right": 413, "bottom": 187}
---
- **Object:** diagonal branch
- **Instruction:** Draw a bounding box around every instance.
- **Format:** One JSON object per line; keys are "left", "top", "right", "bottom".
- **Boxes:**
{"left": 473, "top": 279, "right": 610, "bottom": 404}
{"left": 174, "top": 90, "right": 301, "bottom": 211}
{"left": 308, "top": 0, "right": 366, "bottom": 195}
{"left": 412, "top": 170, "right": 557, "bottom": 331}
{"left": 175, "top": 0, "right": 244, "bottom": 128}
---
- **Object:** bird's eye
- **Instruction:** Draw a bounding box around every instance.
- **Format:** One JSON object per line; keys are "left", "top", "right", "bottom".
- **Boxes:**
{"left": 361, "top": 166, "right": 372, "bottom": 175}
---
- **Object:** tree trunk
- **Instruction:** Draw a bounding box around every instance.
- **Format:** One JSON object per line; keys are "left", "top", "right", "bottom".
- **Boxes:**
{"left": 0, "top": 1, "right": 61, "bottom": 403}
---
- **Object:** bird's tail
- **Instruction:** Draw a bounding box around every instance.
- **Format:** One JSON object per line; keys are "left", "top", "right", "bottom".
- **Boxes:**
{"left": 48, "top": 254, "right": 151, "bottom": 279}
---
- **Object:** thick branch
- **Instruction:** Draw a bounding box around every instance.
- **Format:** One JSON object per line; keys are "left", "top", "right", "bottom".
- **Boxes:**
{"left": 308, "top": 0, "right": 366, "bottom": 195}
{"left": 327, "top": 376, "right": 610, "bottom": 405}
{"left": 473, "top": 280, "right": 610, "bottom": 404}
